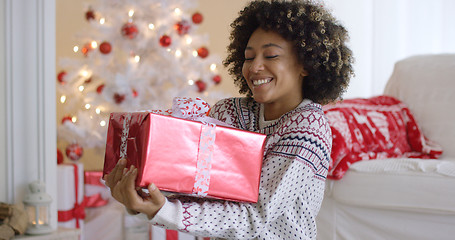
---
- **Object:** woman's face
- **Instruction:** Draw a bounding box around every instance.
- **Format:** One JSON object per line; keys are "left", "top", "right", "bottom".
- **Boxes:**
{"left": 242, "top": 28, "right": 306, "bottom": 109}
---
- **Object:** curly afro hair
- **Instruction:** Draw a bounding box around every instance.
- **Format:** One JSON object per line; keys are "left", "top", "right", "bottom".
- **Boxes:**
{"left": 223, "top": 0, "right": 354, "bottom": 105}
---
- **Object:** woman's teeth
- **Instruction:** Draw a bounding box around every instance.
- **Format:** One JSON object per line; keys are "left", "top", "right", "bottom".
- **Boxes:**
{"left": 253, "top": 78, "right": 272, "bottom": 86}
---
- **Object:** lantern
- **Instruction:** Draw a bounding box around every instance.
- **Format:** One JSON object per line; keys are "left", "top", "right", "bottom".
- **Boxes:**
{"left": 23, "top": 181, "right": 53, "bottom": 235}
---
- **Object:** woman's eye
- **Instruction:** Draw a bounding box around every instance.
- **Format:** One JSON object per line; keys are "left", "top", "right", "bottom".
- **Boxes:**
{"left": 266, "top": 55, "right": 278, "bottom": 59}
{"left": 244, "top": 55, "right": 278, "bottom": 61}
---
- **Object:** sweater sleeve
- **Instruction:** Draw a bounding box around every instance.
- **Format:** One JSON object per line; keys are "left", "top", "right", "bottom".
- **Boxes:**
{"left": 147, "top": 106, "right": 332, "bottom": 239}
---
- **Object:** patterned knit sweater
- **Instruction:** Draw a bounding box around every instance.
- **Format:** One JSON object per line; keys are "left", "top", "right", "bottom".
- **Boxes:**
{"left": 148, "top": 97, "right": 332, "bottom": 239}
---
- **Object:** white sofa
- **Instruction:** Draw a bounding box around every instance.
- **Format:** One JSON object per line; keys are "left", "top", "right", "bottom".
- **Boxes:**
{"left": 316, "top": 54, "right": 455, "bottom": 240}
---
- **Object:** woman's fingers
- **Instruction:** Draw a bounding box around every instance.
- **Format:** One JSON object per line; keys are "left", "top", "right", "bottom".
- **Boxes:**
{"left": 108, "top": 165, "right": 165, "bottom": 219}
{"left": 116, "top": 165, "right": 137, "bottom": 206}
{"left": 104, "top": 158, "right": 126, "bottom": 188}
{"left": 113, "top": 158, "right": 127, "bottom": 183}
{"left": 144, "top": 183, "right": 166, "bottom": 219}
{"left": 122, "top": 165, "right": 137, "bottom": 192}
{"left": 148, "top": 183, "right": 165, "bottom": 206}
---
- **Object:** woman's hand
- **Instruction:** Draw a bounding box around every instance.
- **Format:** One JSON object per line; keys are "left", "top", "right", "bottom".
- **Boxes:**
{"left": 104, "top": 158, "right": 166, "bottom": 219}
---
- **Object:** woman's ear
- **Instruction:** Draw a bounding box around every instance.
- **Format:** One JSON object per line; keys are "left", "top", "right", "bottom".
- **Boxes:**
{"left": 300, "top": 69, "right": 308, "bottom": 78}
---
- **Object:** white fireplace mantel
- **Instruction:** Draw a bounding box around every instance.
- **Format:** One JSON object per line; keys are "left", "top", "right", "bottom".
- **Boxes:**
{"left": 1, "top": 0, "right": 57, "bottom": 229}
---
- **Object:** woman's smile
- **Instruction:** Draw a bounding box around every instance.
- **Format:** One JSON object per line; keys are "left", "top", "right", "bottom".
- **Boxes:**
{"left": 252, "top": 77, "right": 273, "bottom": 87}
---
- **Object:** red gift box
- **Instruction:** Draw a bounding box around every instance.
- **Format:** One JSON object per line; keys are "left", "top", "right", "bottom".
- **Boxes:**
{"left": 84, "top": 171, "right": 110, "bottom": 208}
{"left": 103, "top": 112, "right": 266, "bottom": 203}
{"left": 150, "top": 225, "right": 197, "bottom": 240}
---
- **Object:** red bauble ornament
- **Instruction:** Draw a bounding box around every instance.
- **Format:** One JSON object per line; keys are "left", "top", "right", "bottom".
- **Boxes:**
{"left": 174, "top": 20, "right": 191, "bottom": 35}
{"left": 195, "top": 80, "right": 206, "bottom": 92}
{"left": 212, "top": 75, "right": 222, "bottom": 84}
{"left": 114, "top": 93, "right": 126, "bottom": 104}
{"left": 61, "top": 115, "right": 72, "bottom": 124}
{"left": 99, "top": 41, "right": 112, "bottom": 54}
{"left": 57, "top": 149, "right": 64, "bottom": 164}
{"left": 81, "top": 43, "right": 93, "bottom": 56}
{"left": 121, "top": 22, "right": 139, "bottom": 39}
{"left": 159, "top": 35, "right": 172, "bottom": 47}
{"left": 197, "top": 47, "right": 209, "bottom": 58}
{"left": 57, "top": 71, "right": 67, "bottom": 84}
{"left": 192, "top": 12, "right": 203, "bottom": 24}
{"left": 96, "top": 84, "right": 105, "bottom": 94}
{"left": 85, "top": 9, "right": 95, "bottom": 21}
{"left": 132, "top": 89, "right": 138, "bottom": 97}
{"left": 66, "top": 143, "right": 83, "bottom": 161}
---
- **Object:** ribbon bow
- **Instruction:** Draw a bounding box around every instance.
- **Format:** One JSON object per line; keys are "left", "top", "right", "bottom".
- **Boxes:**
{"left": 58, "top": 201, "right": 86, "bottom": 224}
{"left": 171, "top": 97, "right": 211, "bottom": 119}
{"left": 149, "top": 97, "right": 211, "bottom": 119}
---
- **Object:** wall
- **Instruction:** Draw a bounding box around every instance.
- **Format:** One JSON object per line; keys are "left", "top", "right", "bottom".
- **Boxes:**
{"left": 0, "top": 0, "right": 6, "bottom": 202}
{"left": 1, "top": 0, "right": 57, "bottom": 228}
{"left": 324, "top": 0, "right": 374, "bottom": 99}
{"left": 325, "top": 0, "right": 455, "bottom": 98}
{"left": 56, "top": 0, "right": 246, "bottom": 170}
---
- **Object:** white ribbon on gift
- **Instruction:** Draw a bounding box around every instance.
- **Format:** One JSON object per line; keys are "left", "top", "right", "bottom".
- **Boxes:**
{"left": 119, "top": 113, "right": 132, "bottom": 159}
{"left": 192, "top": 122, "right": 216, "bottom": 197}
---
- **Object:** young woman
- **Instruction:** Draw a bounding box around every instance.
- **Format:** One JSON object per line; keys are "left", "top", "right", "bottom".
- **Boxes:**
{"left": 105, "top": 1, "right": 353, "bottom": 239}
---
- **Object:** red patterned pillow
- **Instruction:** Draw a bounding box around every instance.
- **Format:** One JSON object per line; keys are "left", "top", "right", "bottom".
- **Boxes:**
{"left": 323, "top": 96, "right": 443, "bottom": 180}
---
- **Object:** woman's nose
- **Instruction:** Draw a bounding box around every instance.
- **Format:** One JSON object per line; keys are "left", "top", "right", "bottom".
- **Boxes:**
{"left": 249, "top": 58, "right": 264, "bottom": 73}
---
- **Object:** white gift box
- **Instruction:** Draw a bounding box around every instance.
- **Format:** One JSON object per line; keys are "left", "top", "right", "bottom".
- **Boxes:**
{"left": 57, "top": 163, "right": 85, "bottom": 238}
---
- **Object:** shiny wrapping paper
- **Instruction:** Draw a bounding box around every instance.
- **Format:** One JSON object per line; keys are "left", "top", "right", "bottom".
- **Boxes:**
{"left": 103, "top": 112, "right": 266, "bottom": 203}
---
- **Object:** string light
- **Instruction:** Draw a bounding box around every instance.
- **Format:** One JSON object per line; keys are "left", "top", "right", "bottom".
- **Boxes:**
{"left": 73, "top": 46, "right": 79, "bottom": 52}
{"left": 188, "top": 79, "right": 194, "bottom": 85}
{"left": 175, "top": 49, "right": 182, "bottom": 58}
{"left": 128, "top": 9, "right": 135, "bottom": 17}
{"left": 174, "top": 8, "right": 182, "bottom": 15}
{"left": 134, "top": 55, "right": 140, "bottom": 63}
{"left": 210, "top": 64, "right": 217, "bottom": 71}
{"left": 100, "top": 18, "right": 105, "bottom": 24}
{"left": 192, "top": 50, "right": 198, "bottom": 57}
{"left": 78, "top": 86, "right": 85, "bottom": 92}
{"left": 60, "top": 95, "right": 66, "bottom": 103}
{"left": 95, "top": 108, "right": 101, "bottom": 114}
{"left": 71, "top": 116, "right": 77, "bottom": 123}
{"left": 91, "top": 41, "right": 98, "bottom": 48}
{"left": 85, "top": 104, "right": 91, "bottom": 110}
{"left": 148, "top": 23, "right": 155, "bottom": 30}
{"left": 100, "top": 120, "right": 106, "bottom": 127}
{"left": 186, "top": 37, "right": 192, "bottom": 45}
{"left": 80, "top": 70, "right": 90, "bottom": 78}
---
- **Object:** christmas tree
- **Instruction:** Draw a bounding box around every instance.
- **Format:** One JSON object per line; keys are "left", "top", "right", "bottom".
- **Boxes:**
{"left": 57, "top": 0, "right": 225, "bottom": 162}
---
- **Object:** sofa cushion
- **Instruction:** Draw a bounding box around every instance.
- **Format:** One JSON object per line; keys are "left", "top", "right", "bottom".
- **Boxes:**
{"left": 326, "top": 158, "right": 455, "bottom": 213}
{"left": 323, "top": 96, "right": 442, "bottom": 180}
{"left": 384, "top": 54, "right": 455, "bottom": 159}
